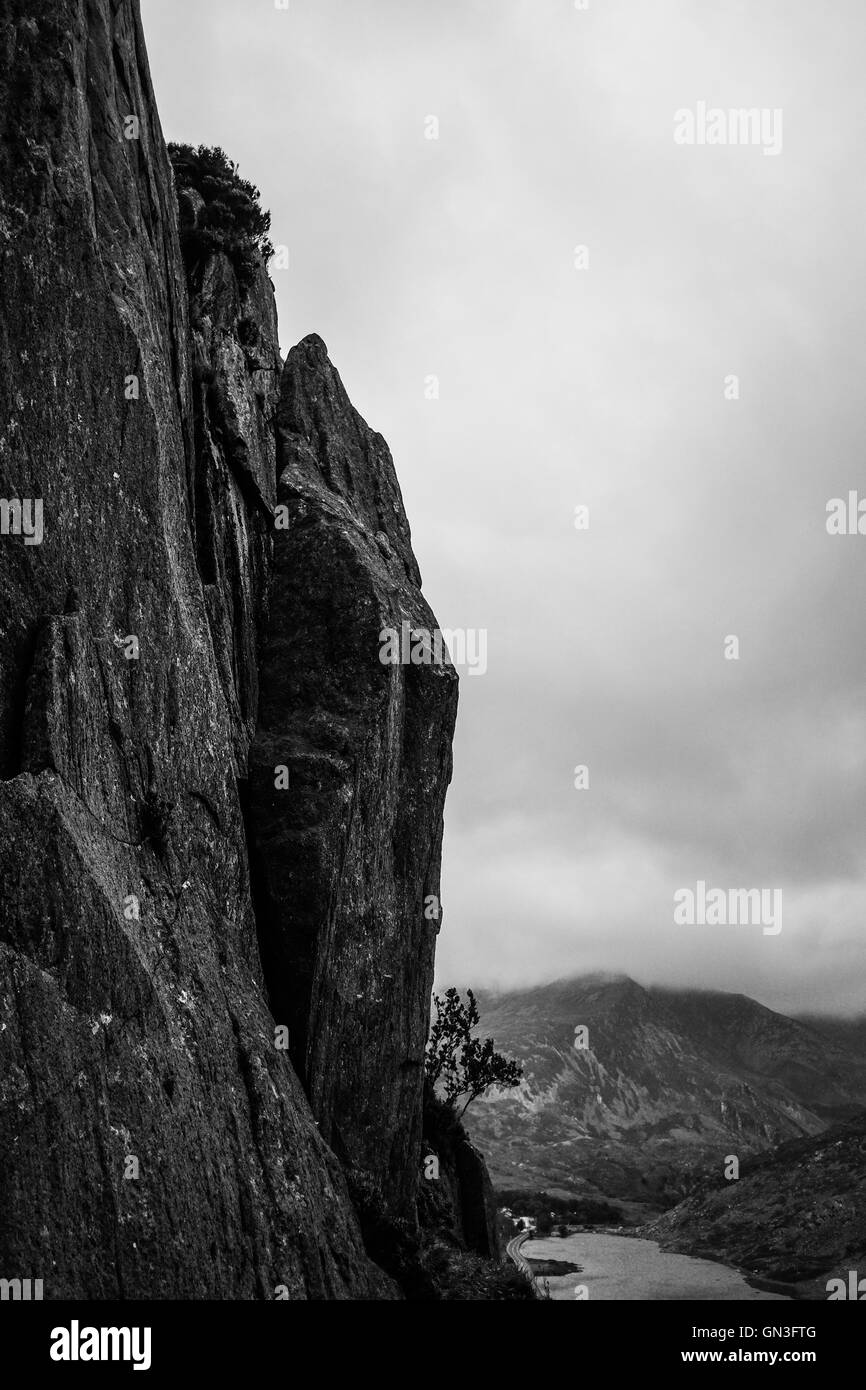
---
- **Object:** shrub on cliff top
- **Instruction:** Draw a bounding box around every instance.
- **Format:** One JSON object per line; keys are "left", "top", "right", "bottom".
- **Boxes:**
{"left": 167, "top": 143, "right": 274, "bottom": 287}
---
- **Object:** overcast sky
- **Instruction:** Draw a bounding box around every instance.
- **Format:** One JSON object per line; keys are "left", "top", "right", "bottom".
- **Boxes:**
{"left": 143, "top": 0, "right": 866, "bottom": 1016}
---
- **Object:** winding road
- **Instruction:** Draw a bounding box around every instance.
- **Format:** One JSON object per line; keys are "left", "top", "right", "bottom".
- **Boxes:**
{"left": 506, "top": 1232, "right": 532, "bottom": 1274}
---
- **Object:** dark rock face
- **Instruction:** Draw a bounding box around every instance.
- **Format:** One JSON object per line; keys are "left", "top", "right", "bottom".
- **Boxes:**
{"left": 452, "top": 1136, "right": 500, "bottom": 1256}
{"left": 420, "top": 1095, "right": 500, "bottom": 1259}
{"left": 0, "top": 0, "right": 447, "bottom": 1298}
{"left": 248, "top": 336, "right": 459, "bottom": 1219}
{"left": 186, "top": 243, "right": 281, "bottom": 765}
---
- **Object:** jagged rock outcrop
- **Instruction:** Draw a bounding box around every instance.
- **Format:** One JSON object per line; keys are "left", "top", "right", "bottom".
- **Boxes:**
{"left": 0, "top": 0, "right": 447, "bottom": 1298}
{"left": 248, "top": 336, "right": 459, "bottom": 1220}
{"left": 420, "top": 1092, "right": 500, "bottom": 1258}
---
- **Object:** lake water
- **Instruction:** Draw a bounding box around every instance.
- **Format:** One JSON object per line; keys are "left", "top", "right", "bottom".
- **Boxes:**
{"left": 524, "top": 1233, "right": 791, "bottom": 1301}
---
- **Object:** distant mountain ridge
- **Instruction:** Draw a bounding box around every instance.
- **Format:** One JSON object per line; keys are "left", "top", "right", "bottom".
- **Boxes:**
{"left": 463, "top": 975, "right": 866, "bottom": 1207}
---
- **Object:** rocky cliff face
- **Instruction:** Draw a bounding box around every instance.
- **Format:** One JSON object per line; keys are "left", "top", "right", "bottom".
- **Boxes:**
{"left": 248, "top": 336, "right": 458, "bottom": 1221}
{"left": 0, "top": 0, "right": 461, "bottom": 1299}
{"left": 186, "top": 237, "right": 281, "bottom": 770}
{"left": 420, "top": 1091, "right": 500, "bottom": 1258}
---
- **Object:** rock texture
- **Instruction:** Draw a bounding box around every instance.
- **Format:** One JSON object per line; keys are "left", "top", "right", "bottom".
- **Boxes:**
{"left": 419, "top": 1092, "right": 500, "bottom": 1258}
{"left": 248, "top": 336, "right": 458, "bottom": 1220}
{"left": 0, "top": 0, "right": 460, "bottom": 1298}
{"left": 187, "top": 243, "right": 280, "bottom": 768}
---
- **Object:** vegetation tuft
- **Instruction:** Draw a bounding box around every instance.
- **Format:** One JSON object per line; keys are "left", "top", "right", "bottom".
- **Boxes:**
{"left": 168, "top": 143, "right": 274, "bottom": 288}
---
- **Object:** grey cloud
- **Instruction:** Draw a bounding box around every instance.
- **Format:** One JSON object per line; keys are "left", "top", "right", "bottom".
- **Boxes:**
{"left": 143, "top": 0, "right": 866, "bottom": 1014}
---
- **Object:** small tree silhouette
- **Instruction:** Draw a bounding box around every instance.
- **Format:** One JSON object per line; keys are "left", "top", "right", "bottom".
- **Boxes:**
{"left": 426, "top": 987, "right": 523, "bottom": 1119}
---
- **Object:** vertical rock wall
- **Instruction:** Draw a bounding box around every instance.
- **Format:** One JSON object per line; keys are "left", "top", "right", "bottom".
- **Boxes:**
{"left": 0, "top": 0, "right": 478, "bottom": 1300}
{"left": 248, "top": 336, "right": 459, "bottom": 1220}
{"left": 0, "top": 0, "right": 394, "bottom": 1299}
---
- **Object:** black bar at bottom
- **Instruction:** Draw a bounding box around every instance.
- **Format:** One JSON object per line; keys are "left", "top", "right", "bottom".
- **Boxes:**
{"left": 0, "top": 1296, "right": 859, "bottom": 1380}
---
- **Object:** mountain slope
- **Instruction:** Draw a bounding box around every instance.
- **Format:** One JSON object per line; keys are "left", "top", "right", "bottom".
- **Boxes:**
{"left": 464, "top": 975, "right": 866, "bottom": 1206}
{"left": 648, "top": 1111, "right": 866, "bottom": 1297}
